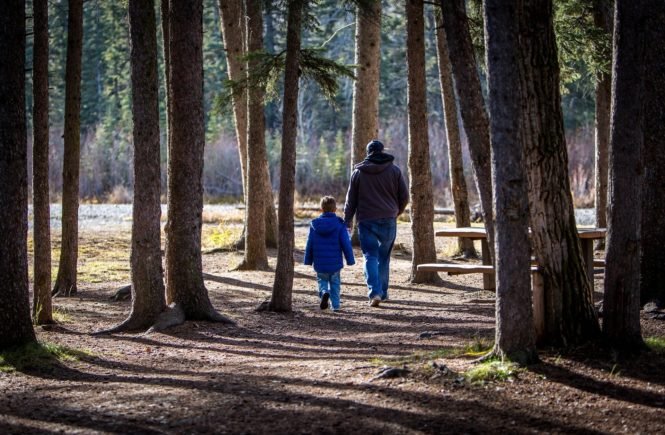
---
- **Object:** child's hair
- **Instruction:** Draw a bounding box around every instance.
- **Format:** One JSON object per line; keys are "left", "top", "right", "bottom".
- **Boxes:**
{"left": 320, "top": 196, "right": 337, "bottom": 213}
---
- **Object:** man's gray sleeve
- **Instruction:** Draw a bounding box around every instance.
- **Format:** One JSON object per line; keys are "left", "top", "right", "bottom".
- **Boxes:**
{"left": 344, "top": 170, "right": 359, "bottom": 227}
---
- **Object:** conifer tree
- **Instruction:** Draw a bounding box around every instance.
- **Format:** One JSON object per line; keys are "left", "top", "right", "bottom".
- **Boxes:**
{"left": 0, "top": 0, "right": 36, "bottom": 349}
{"left": 53, "top": 0, "right": 84, "bottom": 297}
{"left": 484, "top": 0, "right": 537, "bottom": 364}
{"left": 32, "top": 0, "right": 54, "bottom": 324}
{"left": 268, "top": 0, "right": 305, "bottom": 312}
{"left": 163, "top": 0, "right": 234, "bottom": 326}
{"left": 405, "top": 0, "right": 440, "bottom": 284}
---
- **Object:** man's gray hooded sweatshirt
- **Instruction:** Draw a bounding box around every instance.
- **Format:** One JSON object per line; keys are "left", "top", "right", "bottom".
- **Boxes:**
{"left": 343, "top": 152, "right": 409, "bottom": 227}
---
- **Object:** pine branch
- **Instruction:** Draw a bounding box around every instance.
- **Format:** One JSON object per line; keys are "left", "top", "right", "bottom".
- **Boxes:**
{"left": 215, "top": 46, "right": 354, "bottom": 114}
{"left": 299, "top": 48, "right": 355, "bottom": 104}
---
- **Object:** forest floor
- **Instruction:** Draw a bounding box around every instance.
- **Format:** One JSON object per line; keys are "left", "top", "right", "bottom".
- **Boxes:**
{"left": 2, "top": 209, "right": 665, "bottom": 434}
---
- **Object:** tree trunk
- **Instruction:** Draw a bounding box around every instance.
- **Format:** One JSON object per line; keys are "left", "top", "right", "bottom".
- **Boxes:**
{"left": 434, "top": 10, "right": 476, "bottom": 258}
{"left": 53, "top": 0, "right": 83, "bottom": 297}
{"left": 165, "top": 0, "right": 232, "bottom": 323}
{"left": 603, "top": 0, "right": 648, "bottom": 354}
{"left": 592, "top": 0, "right": 613, "bottom": 249}
{"left": 0, "top": 0, "right": 36, "bottom": 348}
{"left": 594, "top": 73, "right": 611, "bottom": 233}
{"left": 253, "top": 0, "right": 277, "bottom": 252}
{"left": 264, "top": 2, "right": 279, "bottom": 131}
{"left": 484, "top": 0, "right": 537, "bottom": 364}
{"left": 219, "top": 0, "right": 249, "bottom": 251}
{"left": 219, "top": 0, "right": 248, "bottom": 201}
{"left": 439, "top": 0, "right": 494, "bottom": 261}
{"left": 349, "top": 0, "right": 381, "bottom": 246}
{"left": 32, "top": 0, "right": 54, "bottom": 325}
{"left": 238, "top": 0, "right": 270, "bottom": 270}
{"left": 161, "top": 0, "right": 172, "bottom": 296}
{"left": 268, "top": 0, "right": 304, "bottom": 312}
{"left": 161, "top": 0, "right": 171, "bottom": 151}
{"left": 518, "top": 0, "right": 600, "bottom": 347}
{"left": 350, "top": 0, "right": 381, "bottom": 167}
{"left": 406, "top": 0, "right": 440, "bottom": 284}
{"left": 263, "top": 179, "right": 278, "bottom": 249}
{"left": 640, "top": 1, "right": 665, "bottom": 308}
{"left": 107, "top": 0, "right": 166, "bottom": 332}
{"left": 219, "top": 0, "right": 278, "bottom": 250}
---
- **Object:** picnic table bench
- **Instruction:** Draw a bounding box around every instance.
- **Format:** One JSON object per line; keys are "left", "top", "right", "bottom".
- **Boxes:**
{"left": 416, "top": 226, "right": 606, "bottom": 340}
{"left": 419, "top": 226, "right": 606, "bottom": 290}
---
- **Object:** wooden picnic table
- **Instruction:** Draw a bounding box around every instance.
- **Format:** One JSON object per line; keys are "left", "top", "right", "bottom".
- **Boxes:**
{"left": 435, "top": 226, "right": 606, "bottom": 291}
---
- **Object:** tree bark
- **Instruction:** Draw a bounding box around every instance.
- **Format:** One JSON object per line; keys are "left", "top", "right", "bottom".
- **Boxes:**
{"left": 264, "top": 2, "right": 279, "bottom": 131}
{"left": 439, "top": 0, "right": 494, "bottom": 261}
{"left": 269, "top": 0, "right": 304, "bottom": 312}
{"left": 32, "top": 0, "right": 54, "bottom": 324}
{"left": 107, "top": 0, "right": 166, "bottom": 332}
{"left": 219, "top": 0, "right": 278, "bottom": 250}
{"left": 434, "top": 11, "right": 476, "bottom": 258}
{"left": 484, "top": 0, "right": 537, "bottom": 365}
{"left": 640, "top": 0, "right": 665, "bottom": 308}
{"left": 603, "top": 0, "right": 647, "bottom": 353}
{"left": 165, "top": 0, "right": 232, "bottom": 323}
{"left": 348, "top": 1, "right": 381, "bottom": 246}
{"left": 219, "top": 0, "right": 248, "bottom": 200}
{"left": 350, "top": 0, "right": 381, "bottom": 167}
{"left": 161, "top": 0, "right": 172, "bottom": 295}
{"left": 161, "top": 0, "right": 171, "bottom": 152}
{"left": 592, "top": 0, "right": 613, "bottom": 249}
{"left": 518, "top": 0, "right": 600, "bottom": 347}
{"left": 406, "top": 0, "right": 440, "bottom": 284}
{"left": 262, "top": 179, "right": 278, "bottom": 249}
{"left": 0, "top": 0, "right": 36, "bottom": 348}
{"left": 594, "top": 73, "right": 611, "bottom": 233}
{"left": 53, "top": 0, "right": 84, "bottom": 297}
{"left": 219, "top": 0, "right": 249, "bottom": 250}
{"left": 238, "top": 0, "right": 270, "bottom": 270}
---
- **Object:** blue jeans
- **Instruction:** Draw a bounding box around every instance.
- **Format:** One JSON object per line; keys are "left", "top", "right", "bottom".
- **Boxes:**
{"left": 358, "top": 218, "right": 397, "bottom": 301}
{"left": 317, "top": 271, "right": 341, "bottom": 310}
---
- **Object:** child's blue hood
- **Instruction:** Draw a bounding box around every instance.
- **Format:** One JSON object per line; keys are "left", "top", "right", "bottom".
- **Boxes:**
{"left": 310, "top": 212, "right": 344, "bottom": 236}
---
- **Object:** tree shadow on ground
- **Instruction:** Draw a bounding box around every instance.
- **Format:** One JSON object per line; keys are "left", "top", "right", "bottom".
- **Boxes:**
{"left": 3, "top": 355, "right": 609, "bottom": 434}
{"left": 534, "top": 339, "right": 665, "bottom": 390}
{"left": 531, "top": 357, "right": 665, "bottom": 409}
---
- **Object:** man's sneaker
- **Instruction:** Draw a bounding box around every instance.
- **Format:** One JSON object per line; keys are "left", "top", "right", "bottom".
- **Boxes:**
{"left": 320, "top": 293, "right": 330, "bottom": 310}
{"left": 369, "top": 296, "right": 381, "bottom": 307}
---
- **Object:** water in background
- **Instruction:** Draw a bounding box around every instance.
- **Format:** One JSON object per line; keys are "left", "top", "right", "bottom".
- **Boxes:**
{"left": 29, "top": 204, "right": 597, "bottom": 232}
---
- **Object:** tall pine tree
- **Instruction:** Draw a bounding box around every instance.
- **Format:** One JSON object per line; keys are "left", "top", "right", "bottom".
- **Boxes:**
{"left": 0, "top": 0, "right": 36, "bottom": 349}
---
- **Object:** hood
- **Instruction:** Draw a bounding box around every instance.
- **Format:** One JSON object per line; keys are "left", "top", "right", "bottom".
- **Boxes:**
{"left": 311, "top": 212, "right": 344, "bottom": 235}
{"left": 355, "top": 152, "right": 395, "bottom": 174}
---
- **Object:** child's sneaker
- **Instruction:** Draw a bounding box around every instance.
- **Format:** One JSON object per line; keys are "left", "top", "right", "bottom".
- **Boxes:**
{"left": 320, "top": 293, "right": 330, "bottom": 310}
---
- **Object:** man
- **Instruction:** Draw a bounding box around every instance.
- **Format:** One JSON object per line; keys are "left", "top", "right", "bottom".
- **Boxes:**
{"left": 344, "top": 140, "right": 409, "bottom": 307}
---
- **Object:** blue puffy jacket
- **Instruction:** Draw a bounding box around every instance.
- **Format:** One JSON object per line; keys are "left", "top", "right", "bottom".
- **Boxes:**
{"left": 304, "top": 212, "right": 355, "bottom": 273}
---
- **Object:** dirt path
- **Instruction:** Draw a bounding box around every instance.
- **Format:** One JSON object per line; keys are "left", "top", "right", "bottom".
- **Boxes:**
{"left": 2, "top": 221, "right": 665, "bottom": 434}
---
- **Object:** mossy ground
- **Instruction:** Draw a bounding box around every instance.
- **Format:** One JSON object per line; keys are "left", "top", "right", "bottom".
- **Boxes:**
{"left": 645, "top": 336, "right": 665, "bottom": 354}
{"left": 370, "top": 337, "right": 494, "bottom": 367}
{"left": 0, "top": 342, "right": 91, "bottom": 373}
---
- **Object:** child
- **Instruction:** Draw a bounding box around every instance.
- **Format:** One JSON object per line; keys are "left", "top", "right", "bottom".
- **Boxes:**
{"left": 304, "top": 196, "right": 355, "bottom": 311}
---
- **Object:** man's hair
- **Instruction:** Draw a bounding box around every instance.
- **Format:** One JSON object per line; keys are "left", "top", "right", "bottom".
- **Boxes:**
{"left": 320, "top": 196, "right": 337, "bottom": 212}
